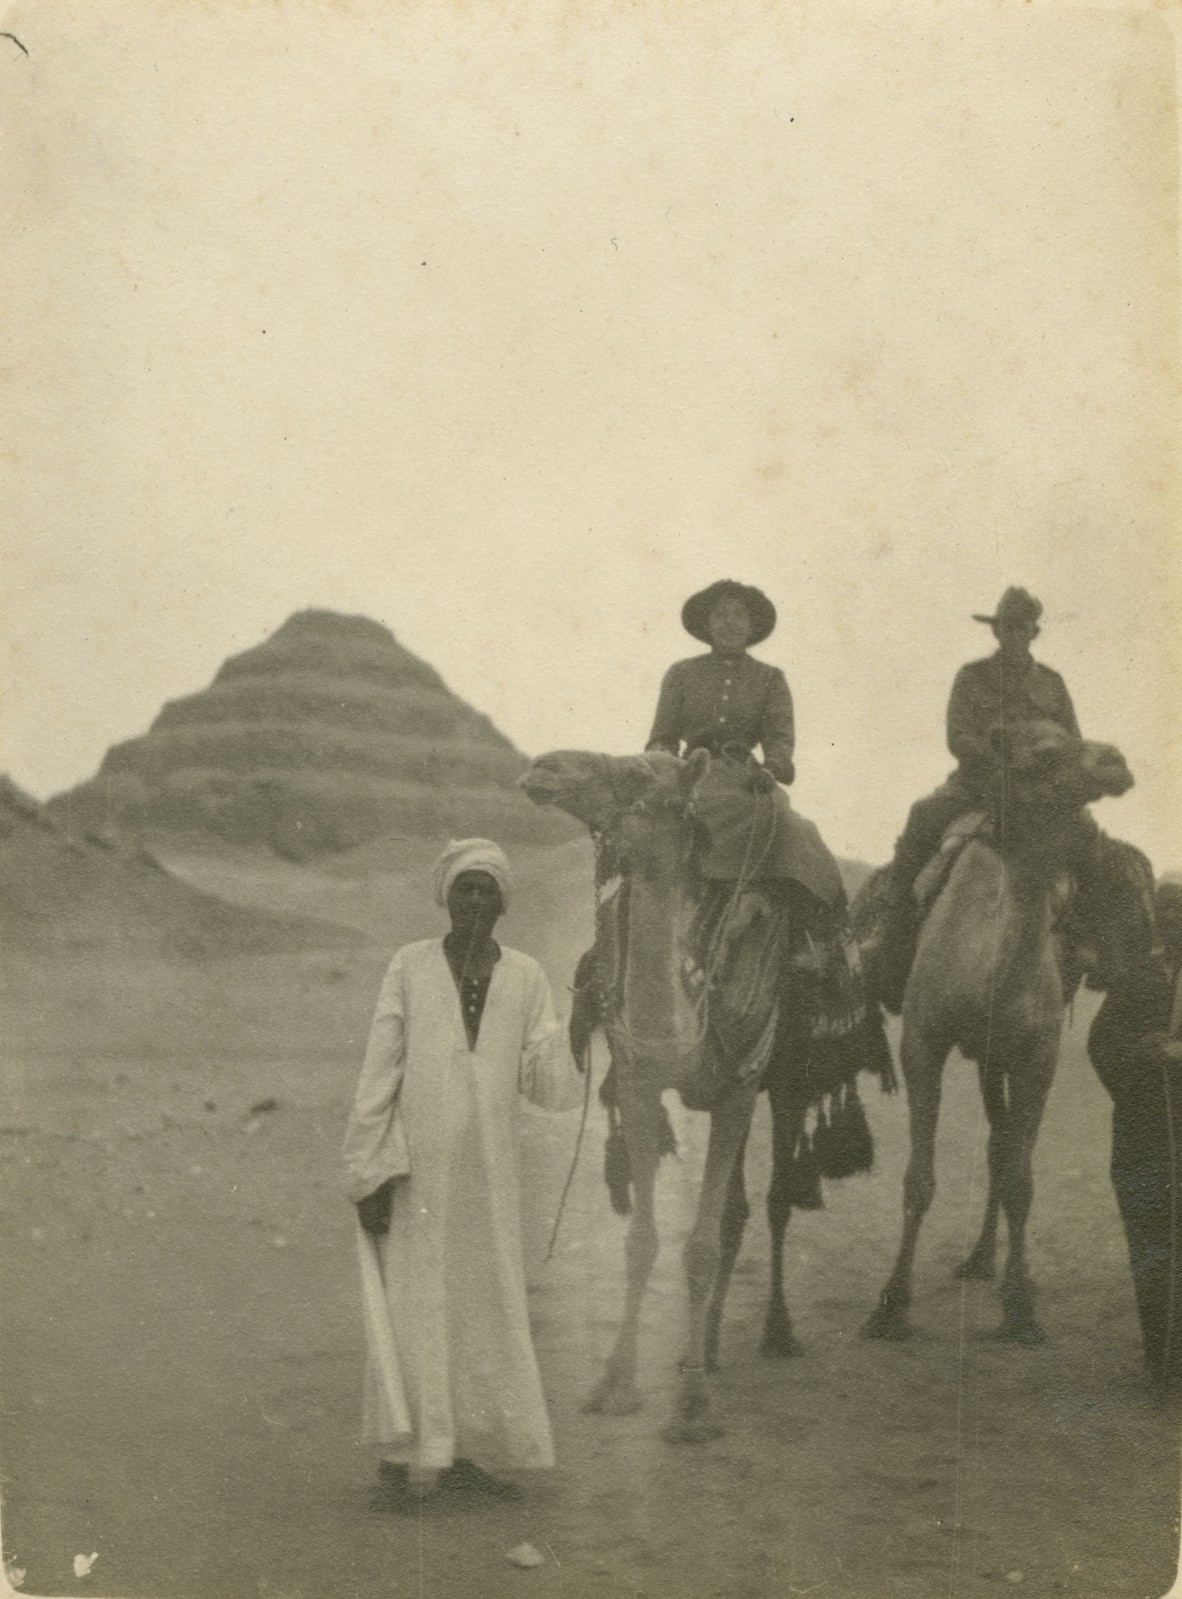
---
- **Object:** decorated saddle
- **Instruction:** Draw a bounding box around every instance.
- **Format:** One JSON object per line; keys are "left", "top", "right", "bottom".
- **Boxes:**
{"left": 572, "top": 872, "right": 893, "bottom": 1117}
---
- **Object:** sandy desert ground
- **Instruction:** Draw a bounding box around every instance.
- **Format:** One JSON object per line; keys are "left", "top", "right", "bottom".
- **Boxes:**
{"left": 1, "top": 840, "right": 1179, "bottom": 1599}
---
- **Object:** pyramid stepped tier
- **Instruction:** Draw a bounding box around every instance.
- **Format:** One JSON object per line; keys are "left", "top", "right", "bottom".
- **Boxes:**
{"left": 48, "top": 610, "right": 577, "bottom": 859}
{"left": 101, "top": 723, "right": 525, "bottom": 787}
{"left": 152, "top": 675, "right": 514, "bottom": 746}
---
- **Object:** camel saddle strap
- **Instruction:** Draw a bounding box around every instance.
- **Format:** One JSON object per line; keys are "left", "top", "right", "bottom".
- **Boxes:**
{"left": 913, "top": 811, "right": 989, "bottom": 914}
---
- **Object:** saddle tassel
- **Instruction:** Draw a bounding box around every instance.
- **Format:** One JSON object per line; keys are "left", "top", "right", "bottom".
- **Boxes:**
{"left": 787, "top": 1127, "right": 824, "bottom": 1210}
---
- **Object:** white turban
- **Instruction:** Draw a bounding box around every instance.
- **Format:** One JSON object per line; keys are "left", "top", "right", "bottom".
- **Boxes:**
{"left": 432, "top": 838, "right": 512, "bottom": 911}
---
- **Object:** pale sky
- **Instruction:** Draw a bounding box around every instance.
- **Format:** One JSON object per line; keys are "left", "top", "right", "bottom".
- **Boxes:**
{"left": 2, "top": 1, "right": 1179, "bottom": 867}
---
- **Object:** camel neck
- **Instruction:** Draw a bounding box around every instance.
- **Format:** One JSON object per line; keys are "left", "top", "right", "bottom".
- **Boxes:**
{"left": 619, "top": 826, "right": 699, "bottom": 1073}
{"left": 938, "top": 842, "right": 1060, "bottom": 1032}
{"left": 983, "top": 850, "right": 1058, "bottom": 1005}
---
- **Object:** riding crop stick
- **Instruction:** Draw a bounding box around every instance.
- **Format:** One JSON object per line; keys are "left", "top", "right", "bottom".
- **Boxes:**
{"left": 1154, "top": 962, "right": 1182, "bottom": 1599}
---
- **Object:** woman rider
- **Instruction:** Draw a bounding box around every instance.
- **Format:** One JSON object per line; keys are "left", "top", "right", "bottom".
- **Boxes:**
{"left": 645, "top": 579, "right": 844, "bottom": 913}
{"left": 646, "top": 579, "right": 795, "bottom": 796}
{"left": 639, "top": 579, "right": 884, "bottom": 1127}
{"left": 570, "top": 580, "right": 885, "bottom": 1160}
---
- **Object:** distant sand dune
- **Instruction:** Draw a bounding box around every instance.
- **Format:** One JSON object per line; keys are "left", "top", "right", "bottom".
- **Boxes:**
{"left": 0, "top": 776, "right": 363, "bottom": 959}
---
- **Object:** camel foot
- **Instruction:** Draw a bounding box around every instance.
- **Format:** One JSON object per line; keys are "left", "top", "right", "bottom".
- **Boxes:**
{"left": 953, "top": 1250, "right": 996, "bottom": 1281}
{"left": 662, "top": 1396, "right": 724, "bottom": 1445}
{"left": 862, "top": 1299, "right": 913, "bottom": 1342}
{"left": 582, "top": 1371, "right": 643, "bottom": 1416}
{"left": 661, "top": 1371, "right": 723, "bottom": 1445}
{"left": 662, "top": 1412, "right": 725, "bottom": 1445}
{"left": 997, "top": 1316, "right": 1048, "bottom": 1348}
{"left": 760, "top": 1306, "right": 804, "bottom": 1359}
{"left": 999, "top": 1282, "right": 1046, "bottom": 1346}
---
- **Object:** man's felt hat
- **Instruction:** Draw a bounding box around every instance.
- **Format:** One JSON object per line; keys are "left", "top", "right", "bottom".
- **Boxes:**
{"left": 972, "top": 586, "right": 1043, "bottom": 629}
{"left": 682, "top": 580, "right": 777, "bottom": 646}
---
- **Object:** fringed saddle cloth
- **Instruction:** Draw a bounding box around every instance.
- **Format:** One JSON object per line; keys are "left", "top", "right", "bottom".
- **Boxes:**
{"left": 677, "top": 881, "right": 877, "bottom": 1112}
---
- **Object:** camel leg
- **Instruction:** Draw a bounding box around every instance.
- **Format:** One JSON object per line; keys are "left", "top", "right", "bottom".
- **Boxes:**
{"left": 702, "top": 1129, "right": 750, "bottom": 1374}
{"left": 864, "top": 1026, "right": 946, "bottom": 1341}
{"left": 995, "top": 1044, "right": 1056, "bottom": 1347}
{"left": 761, "top": 1084, "right": 808, "bottom": 1359}
{"left": 663, "top": 1079, "right": 760, "bottom": 1445}
{"left": 583, "top": 1079, "right": 663, "bottom": 1416}
{"left": 955, "top": 1063, "right": 1006, "bottom": 1281}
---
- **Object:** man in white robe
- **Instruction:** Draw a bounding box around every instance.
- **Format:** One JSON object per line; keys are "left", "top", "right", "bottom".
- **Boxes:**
{"left": 342, "top": 838, "right": 582, "bottom": 1508}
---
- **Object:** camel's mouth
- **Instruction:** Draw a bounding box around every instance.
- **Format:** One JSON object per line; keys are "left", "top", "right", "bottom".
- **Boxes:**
{"left": 518, "top": 766, "right": 564, "bottom": 805}
{"left": 518, "top": 771, "right": 554, "bottom": 804}
{"left": 519, "top": 751, "right": 603, "bottom": 810}
{"left": 1093, "top": 746, "right": 1134, "bottom": 798}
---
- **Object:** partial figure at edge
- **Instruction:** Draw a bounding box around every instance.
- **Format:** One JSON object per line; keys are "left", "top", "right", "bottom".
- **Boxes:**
{"left": 1089, "top": 878, "right": 1182, "bottom": 1389}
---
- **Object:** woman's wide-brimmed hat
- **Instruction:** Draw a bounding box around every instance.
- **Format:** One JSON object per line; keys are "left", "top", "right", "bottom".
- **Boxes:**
{"left": 681, "top": 580, "right": 777, "bottom": 646}
{"left": 972, "top": 586, "right": 1043, "bottom": 629}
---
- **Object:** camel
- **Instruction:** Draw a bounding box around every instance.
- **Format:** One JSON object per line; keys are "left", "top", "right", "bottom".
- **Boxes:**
{"left": 862, "top": 719, "right": 1135, "bottom": 1346}
{"left": 521, "top": 747, "right": 876, "bottom": 1441}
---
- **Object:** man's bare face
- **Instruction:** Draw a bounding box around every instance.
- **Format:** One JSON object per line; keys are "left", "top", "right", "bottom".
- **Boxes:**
{"left": 995, "top": 617, "right": 1039, "bottom": 665}
{"left": 446, "top": 870, "right": 503, "bottom": 938}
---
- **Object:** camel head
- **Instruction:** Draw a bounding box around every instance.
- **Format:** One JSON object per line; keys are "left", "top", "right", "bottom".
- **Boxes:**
{"left": 990, "top": 720, "right": 1133, "bottom": 813}
{"left": 520, "top": 749, "right": 711, "bottom": 849}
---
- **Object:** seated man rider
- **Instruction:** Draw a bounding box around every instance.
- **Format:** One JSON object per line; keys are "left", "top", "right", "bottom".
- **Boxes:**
{"left": 879, "top": 585, "right": 1100, "bottom": 1012}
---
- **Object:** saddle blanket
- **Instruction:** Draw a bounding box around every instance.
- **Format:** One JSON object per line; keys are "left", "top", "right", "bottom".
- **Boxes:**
{"left": 692, "top": 762, "right": 846, "bottom": 908}
{"left": 913, "top": 811, "right": 1073, "bottom": 926}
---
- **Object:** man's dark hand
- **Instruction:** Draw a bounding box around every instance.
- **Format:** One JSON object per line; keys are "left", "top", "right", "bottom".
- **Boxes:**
{"left": 356, "top": 1180, "right": 395, "bottom": 1236}
{"left": 1136, "top": 1030, "right": 1182, "bottom": 1066}
{"left": 751, "top": 765, "right": 779, "bottom": 795}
